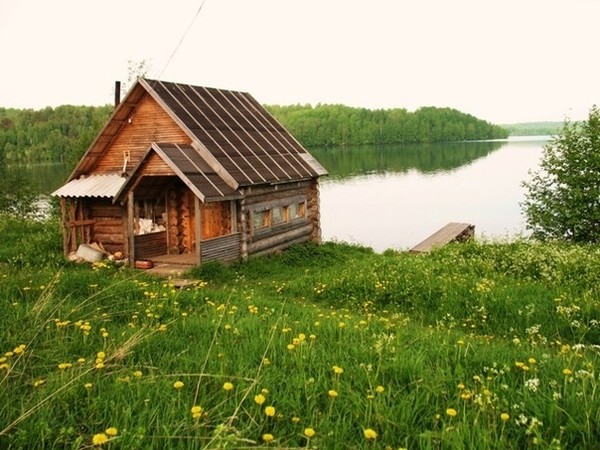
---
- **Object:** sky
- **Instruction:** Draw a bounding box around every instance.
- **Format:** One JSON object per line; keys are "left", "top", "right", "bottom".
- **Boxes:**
{"left": 1, "top": 0, "right": 599, "bottom": 124}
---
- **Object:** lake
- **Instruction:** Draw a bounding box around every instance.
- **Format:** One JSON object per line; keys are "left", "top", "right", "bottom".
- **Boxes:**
{"left": 311, "top": 136, "right": 548, "bottom": 252}
{"left": 11, "top": 136, "right": 548, "bottom": 252}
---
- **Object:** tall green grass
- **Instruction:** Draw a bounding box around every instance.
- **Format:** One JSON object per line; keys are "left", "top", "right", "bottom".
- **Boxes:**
{"left": 2, "top": 217, "right": 600, "bottom": 449}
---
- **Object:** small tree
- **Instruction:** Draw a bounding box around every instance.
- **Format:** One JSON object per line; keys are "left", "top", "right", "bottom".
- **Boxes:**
{"left": 522, "top": 105, "right": 600, "bottom": 242}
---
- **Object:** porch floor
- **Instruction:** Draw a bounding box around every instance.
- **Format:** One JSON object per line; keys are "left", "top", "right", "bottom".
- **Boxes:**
{"left": 140, "top": 253, "right": 198, "bottom": 278}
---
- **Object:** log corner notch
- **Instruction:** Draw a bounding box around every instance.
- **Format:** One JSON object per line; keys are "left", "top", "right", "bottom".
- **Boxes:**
{"left": 409, "top": 222, "right": 475, "bottom": 253}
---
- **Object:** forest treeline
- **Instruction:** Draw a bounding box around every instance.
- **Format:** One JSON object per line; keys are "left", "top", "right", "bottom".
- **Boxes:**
{"left": 0, "top": 105, "right": 113, "bottom": 165}
{"left": 0, "top": 103, "right": 508, "bottom": 164}
{"left": 501, "top": 121, "right": 563, "bottom": 136}
{"left": 266, "top": 104, "right": 508, "bottom": 146}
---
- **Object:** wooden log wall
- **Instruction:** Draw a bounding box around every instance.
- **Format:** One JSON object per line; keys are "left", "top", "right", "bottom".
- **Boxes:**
{"left": 89, "top": 200, "right": 125, "bottom": 255}
{"left": 308, "top": 179, "right": 322, "bottom": 243}
{"left": 93, "top": 93, "right": 190, "bottom": 174}
{"left": 244, "top": 181, "right": 317, "bottom": 257}
{"left": 180, "top": 190, "right": 192, "bottom": 253}
{"left": 167, "top": 190, "right": 179, "bottom": 254}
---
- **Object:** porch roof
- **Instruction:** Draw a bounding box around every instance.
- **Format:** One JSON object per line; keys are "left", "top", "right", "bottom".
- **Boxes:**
{"left": 51, "top": 174, "right": 126, "bottom": 198}
{"left": 114, "top": 142, "right": 242, "bottom": 203}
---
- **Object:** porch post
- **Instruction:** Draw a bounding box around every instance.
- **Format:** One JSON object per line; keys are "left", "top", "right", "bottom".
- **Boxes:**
{"left": 60, "top": 197, "right": 69, "bottom": 257}
{"left": 195, "top": 196, "right": 202, "bottom": 265}
{"left": 127, "top": 190, "right": 135, "bottom": 266}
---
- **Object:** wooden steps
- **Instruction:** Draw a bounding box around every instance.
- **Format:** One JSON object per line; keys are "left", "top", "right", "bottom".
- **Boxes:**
{"left": 410, "top": 222, "right": 475, "bottom": 253}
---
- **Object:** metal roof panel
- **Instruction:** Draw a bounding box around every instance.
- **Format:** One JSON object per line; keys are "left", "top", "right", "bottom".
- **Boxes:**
{"left": 51, "top": 174, "right": 127, "bottom": 198}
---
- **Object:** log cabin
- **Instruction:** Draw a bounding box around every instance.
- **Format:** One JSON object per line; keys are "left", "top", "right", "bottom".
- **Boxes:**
{"left": 52, "top": 78, "right": 327, "bottom": 266}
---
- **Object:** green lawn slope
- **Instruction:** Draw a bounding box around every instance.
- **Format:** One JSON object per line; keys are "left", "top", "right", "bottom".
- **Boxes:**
{"left": 1, "top": 218, "right": 600, "bottom": 449}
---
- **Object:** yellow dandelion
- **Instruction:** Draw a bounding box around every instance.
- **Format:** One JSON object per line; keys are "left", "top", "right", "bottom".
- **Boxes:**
{"left": 97, "top": 351, "right": 106, "bottom": 360}
{"left": 457, "top": 383, "right": 465, "bottom": 390}
{"left": 133, "top": 370, "right": 143, "bottom": 378}
{"left": 328, "top": 389, "right": 338, "bottom": 398}
{"left": 563, "top": 368, "right": 573, "bottom": 376}
{"left": 332, "top": 365, "right": 344, "bottom": 375}
{"left": 446, "top": 408, "right": 458, "bottom": 417}
{"left": 77, "top": 358, "right": 86, "bottom": 364}
{"left": 287, "top": 344, "right": 295, "bottom": 350}
{"left": 95, "top": 362, "right": 105, "bottom": 370}
{"left": 264, "top": 405, "right": 276, "bottom": 417}
{"left": 500, "top": 413, "right": 510, "bottom": 421}
{"left": 291, "top": 416, "right": 301, "bottom": 423}
{"left": 58, "top": 363, "right": 72, "bottom": 370}
{"left": 223, "top": 382, "right": 234, "bottom": 391}
{"left": 191, "top": 405, "right": 203, "bottom": 415}
{"left": 254, "top": 394, "right": 266, "bottom": 405}
{"left": 528, "top": 357, "right": 537, "bottom": 365}
{"left": 363, "top": 428, "right": 378, "bottom": 440}
{"left": 84, "top": 383, "right": 93, "bottom": 389}
{"left": 173, "top": 380, "right": 184, "bottom": 389}
{"left": 105, "top": 427, "right": 118, "bottom": 436}
{"left": 262, "top": 433, "right": 274, "bottom": 443}
{"left": 92, "top": 433, "right": 108, "bottom": 445}
{"left": 304, "top": 427, "right": 316, "bottom": 438}
{"left": 375, "top": 385, "right": 385, "bottom": 394}
{"left": 33, "top": 379, "right": 45, "bottom": 387}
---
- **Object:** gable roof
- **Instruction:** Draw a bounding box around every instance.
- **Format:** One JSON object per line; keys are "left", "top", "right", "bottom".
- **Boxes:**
{"left": 114, "top": 142, "right": 241, "bottom": 203}
{"left": 68, "top": 78, "right": 327, "bottom": 193}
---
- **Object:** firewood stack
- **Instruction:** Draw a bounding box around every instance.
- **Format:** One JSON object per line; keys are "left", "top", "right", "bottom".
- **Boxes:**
{"left": 180, "top": 191, "right": 192, "bottom": 253}
{"left": 167, "top": 190, "right": 179, "bottom": 254}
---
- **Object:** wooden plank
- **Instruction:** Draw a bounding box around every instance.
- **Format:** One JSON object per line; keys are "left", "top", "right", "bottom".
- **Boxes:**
{"left": 410, "top": 222, "right": 475, "bottom": 253}
{"left": 93, "top": 93, "right": 190, "bottom": 174}
{"left": 200, "top": 233, "right": 241, "bottom": 262}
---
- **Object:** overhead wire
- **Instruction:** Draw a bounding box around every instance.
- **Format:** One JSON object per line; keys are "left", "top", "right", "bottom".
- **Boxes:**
{"left": 157, "top": 0, "right": 209, "bottom": 79}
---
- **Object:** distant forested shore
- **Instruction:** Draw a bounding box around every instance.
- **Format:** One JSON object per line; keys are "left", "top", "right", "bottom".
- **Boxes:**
{"left": 500, "top": 121, "right": 563, "bottom": 136}
{"left": 0, "top": 103, "right": 509, "bottom": 164}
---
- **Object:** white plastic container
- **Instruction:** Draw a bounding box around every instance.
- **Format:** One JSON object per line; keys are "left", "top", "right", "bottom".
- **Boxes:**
{"left": 75, "top": 244, "right": 105, "bottom": 263}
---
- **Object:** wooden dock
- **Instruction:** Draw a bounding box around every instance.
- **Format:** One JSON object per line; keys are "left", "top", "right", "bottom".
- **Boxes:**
{"left": 410, "top": 222, "right": 475, "bottom": 253}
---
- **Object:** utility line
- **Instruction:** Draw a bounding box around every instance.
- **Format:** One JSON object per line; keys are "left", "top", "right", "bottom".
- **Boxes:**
{"left": 158, "top": 0, "right": 208, "bottom": 79}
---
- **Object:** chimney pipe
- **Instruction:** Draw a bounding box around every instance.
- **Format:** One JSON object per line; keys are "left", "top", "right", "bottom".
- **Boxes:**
{"left": 114, "top": 81, "right": 121, "bottom": 108}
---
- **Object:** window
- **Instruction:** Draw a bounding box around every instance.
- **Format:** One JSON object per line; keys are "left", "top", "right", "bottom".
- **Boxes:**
{"left": 289, "top": 201, "right": 306, "bottom": 219}
{"left": 251, "top": 198, "right": 307, "bottom": 233}
{"left": 272, "top": 206, "right": 287, "bottom": 224}
{"left": 253, "top": 209, "right": 271, "bottom": 230}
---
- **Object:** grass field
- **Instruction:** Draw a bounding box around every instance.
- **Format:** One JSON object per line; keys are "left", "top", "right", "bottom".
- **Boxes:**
{"left": 1, "top": 218, "right": 600, "bottom": 449}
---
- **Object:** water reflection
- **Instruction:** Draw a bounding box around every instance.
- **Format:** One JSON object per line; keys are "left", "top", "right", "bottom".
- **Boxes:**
{"left": 310, "top": 140, "right": 505, "bottom": 179}
{"left": 7, "top": 163, "right": 70, "bottom": 195}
